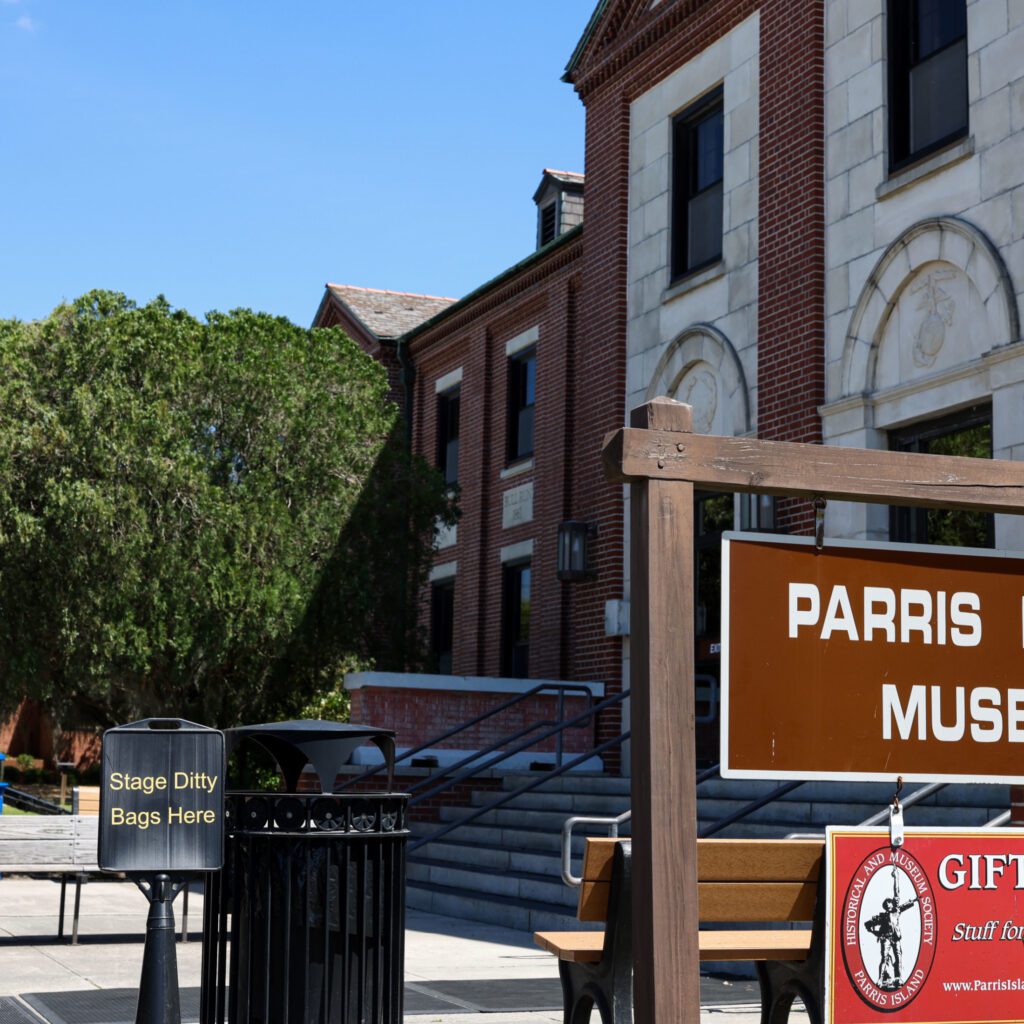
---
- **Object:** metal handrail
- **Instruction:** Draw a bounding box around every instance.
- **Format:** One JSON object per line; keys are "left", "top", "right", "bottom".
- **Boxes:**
{"left": 409, "top": 730, "right": 630, "bottom": 853}
{"left": 701, "top": 780, "right": 804, "bottom": 838}
{"left": 407, "top": 716, "right": 584, "bottom": 798}
{"left": 337, "top": 681, "right": 598, "bottom": 790}
{"left": 561, "top": 810, "right": 632, "bottom": 886}
{"left": 785, "top": 781, "right": 949, "bottom": 839}
{"left": 559, "top": 762, "right": 722, "bottom": 886}
{"left": 410, "top": 689, "right": 629, "bottom": 807}
{"left": 986, "top": 810, "right": 1011, "bottom": 827}
{"left": 3, "top": 786, "right": 69, "bottom": 815}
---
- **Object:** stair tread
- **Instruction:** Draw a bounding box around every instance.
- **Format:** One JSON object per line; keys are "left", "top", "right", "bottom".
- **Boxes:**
{"left": 409, "top": 854, "right": 565, "bottom": 885}
{"left": 406, "top": 877, "right": 577, "bottom": 916}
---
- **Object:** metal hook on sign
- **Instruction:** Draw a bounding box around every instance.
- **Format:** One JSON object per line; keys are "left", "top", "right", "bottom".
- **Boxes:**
{"left": 814, "top": 497, "right": 827, "bottom": 552}
{"left": 889, "top": 776, "right": 905, "bottom": 848}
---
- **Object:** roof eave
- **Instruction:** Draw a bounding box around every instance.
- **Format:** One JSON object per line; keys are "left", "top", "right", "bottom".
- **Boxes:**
{"left": 316, "top": 287, "right": 383, "bottom": 344}
{"left": 563, "top": 0, "right": 610, "bottom": 82}
{"left": 401, "top": 224, "right": 583, "bottom": 346}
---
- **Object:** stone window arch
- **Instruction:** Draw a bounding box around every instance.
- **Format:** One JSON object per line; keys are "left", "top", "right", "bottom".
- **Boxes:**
{"left": 840, "top": 217, "right": 1018, "bottom": 398}
{"left": 644, "top": 324, "right": 751, "bottom": 436}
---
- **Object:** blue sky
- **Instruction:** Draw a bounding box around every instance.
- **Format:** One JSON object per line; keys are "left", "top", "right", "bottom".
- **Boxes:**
{"left": 1, "top": 1, "right": 593, "bottom": 325}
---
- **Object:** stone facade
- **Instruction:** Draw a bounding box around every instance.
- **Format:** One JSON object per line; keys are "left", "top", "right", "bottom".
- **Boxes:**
{"left": 626, "top": 13, "right": 760, "bottom": 439}
{"left": 821, "top": 0, "right": 1024, "bottom": 548}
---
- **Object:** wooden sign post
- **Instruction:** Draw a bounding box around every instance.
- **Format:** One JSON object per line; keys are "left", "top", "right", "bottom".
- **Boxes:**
{"left": 602, "top": 397, "right": 1024, "bottom": 1023}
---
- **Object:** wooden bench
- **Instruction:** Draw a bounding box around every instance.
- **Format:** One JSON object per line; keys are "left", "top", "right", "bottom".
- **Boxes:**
{"left": 72, "top": 785, "right": 100, "bottom": 815}
{"left": 0, "top": 815, "right": 100, "bottom": 943}
{"left": 0, "top": 799, "right": 195, "bottom": 945}
{"left": 534, "top": 837, "right": 824, "bottom": 1024}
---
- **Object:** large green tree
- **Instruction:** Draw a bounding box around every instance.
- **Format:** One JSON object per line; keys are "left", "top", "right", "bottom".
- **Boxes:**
{"left": 0, "top": 291, "right": 453, "bottom": 731}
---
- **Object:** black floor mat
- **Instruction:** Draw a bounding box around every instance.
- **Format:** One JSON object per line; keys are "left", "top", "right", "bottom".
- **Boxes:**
{"left": 21, "top": 979, "right": 564, "bottom": 1021}
{"left": 410, "top": 977, "right": 563, "bottom": 1013}
{"left": 0, "top": 998, "right": 44, "bottom": 1024}
{"left": 21, "top": 989, "right": 200, "bottom": 1024}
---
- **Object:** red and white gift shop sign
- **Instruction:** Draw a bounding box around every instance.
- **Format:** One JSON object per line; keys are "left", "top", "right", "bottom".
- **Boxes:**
{"left": 827, "top": 828, "right": 1024, "bottom": 1024}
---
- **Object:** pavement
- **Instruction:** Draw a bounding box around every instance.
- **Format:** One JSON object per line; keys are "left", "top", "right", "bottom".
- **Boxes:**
{"left": 0, "top": 876, "right": 807, "bottom": 1022}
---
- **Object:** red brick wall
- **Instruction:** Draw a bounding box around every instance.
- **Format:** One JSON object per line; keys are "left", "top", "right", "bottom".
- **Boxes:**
{"left": 349, "top": 687, "right": 593, "bottom": 754}
{"left": 756, "top": 0, "right": 825, "bottom": 534}
{"left": 315, "top": 301, "right": 405, "bottom": 412}
{"left": 571, "top": 1, "right": 761, "bottom": 762}
{"left": 567, "top": 0, "right": 828, "bottom": 751}
{"left": 399, "top": 231, "right": 632, "bottom": 769}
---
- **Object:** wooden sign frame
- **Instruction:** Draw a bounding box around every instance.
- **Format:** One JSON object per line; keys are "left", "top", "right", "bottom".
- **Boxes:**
{"left": 602, "top": 397, "right": 1024, "bottom": 1023}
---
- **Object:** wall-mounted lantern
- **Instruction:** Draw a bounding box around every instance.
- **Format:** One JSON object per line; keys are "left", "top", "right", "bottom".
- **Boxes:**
{"left": 557, "top": 520, "right": 596, "bottom": 581}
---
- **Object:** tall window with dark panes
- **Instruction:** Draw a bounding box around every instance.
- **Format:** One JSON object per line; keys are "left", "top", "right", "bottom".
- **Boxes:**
{"left": 437, "top": 386, "right": 460, "bottom": 486}
{"left": 889, "top": 406, "right": 993, "bottom": 547}
{"left": 888, "top": 0, "right": 968, "bottom": 170}
{"left": 501, "top": 562, "right": 531, "bottom": 678}
{"left": 507, "top": 350, "right": 535, "bottom": 463}
{"left": 671, "top": 88, "right": 724, "bottom": 280}
{"left": 430, "top": 580, "right": 455, "bottom": 675}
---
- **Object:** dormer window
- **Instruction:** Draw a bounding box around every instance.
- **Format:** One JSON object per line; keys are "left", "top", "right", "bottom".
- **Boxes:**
{"left": 533, "top": 169, "right": 584, "bottom": 251}
{"left": 539, "top": 202, "right": 558, "bottom": 247}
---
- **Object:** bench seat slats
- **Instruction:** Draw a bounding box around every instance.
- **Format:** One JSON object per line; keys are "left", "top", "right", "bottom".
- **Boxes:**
{"left": 580, "top": 838, "right": 823, "bottom": 885}
{"left": 535, "top": 931, "right": 604, "bottom": 963}
{"left": 0, "top": 816, "right": 99, "bottom": 873}
{"left": 0, "top": 840, "right": 76, "bottom": 865}
{"left": 578, "top": 879, "right": 817, "bottom": 923}
{"left": 700, "top": 881, "right": 817, "bottom": 922}
{"left": 534, "top": 928, "right": 813, "bottom": 964}
{"left": 698, "top": 840, "right": 822, "bottom": 882}
{"left": 0, "top": 820, "right": 78, "bottom": 840}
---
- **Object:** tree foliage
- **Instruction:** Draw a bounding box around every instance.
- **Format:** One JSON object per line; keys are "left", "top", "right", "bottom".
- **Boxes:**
{"left": 0, "top": 291, "right": 454, "bottom": 731}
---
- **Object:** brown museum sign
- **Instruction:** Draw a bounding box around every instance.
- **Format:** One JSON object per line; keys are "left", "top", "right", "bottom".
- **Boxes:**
{"left": 721, "top": 534, "right": 1024, "bottom": 783}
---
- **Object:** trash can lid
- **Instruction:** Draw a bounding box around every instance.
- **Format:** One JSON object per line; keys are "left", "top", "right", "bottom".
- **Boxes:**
{"left": 226, "top": 720, "right": 396, "bottom": 794}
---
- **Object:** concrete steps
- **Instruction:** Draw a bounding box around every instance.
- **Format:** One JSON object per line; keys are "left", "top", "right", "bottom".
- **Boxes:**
{"left": 406, "top": 771, "right": 1011, "bottom": 932}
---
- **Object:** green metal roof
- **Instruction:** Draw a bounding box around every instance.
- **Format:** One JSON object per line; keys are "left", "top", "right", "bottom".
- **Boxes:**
{"left": 563, "top": 0, "right": 610, "bottom": 82}
{"left": 400, "top": 225, "right": 583, "bottom": 344}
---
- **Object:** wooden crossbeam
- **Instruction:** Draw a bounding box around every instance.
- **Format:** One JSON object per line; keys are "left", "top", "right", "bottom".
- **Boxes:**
{"left": 603, "top": 426, "right": 1024, "bottom": 512}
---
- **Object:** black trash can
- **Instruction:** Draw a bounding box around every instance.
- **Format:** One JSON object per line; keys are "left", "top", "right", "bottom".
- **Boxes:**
{"left": 200, "top": 720, "right": 407, "bottom": 1024}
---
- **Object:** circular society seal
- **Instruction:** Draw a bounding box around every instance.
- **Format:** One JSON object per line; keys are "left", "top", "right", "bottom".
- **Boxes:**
{"left": 841, "top": 845, "right": 937, "bottom": 1012}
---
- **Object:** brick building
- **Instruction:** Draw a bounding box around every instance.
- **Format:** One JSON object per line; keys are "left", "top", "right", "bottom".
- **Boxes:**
{"left": 560, "top": 0, "right": 1024, "bottom": 764}
{"left": 314, "top": 172, "right": 624, "bottom": 770}
{"left": 318, "top": 0, "right": 1024, "bottom": 774}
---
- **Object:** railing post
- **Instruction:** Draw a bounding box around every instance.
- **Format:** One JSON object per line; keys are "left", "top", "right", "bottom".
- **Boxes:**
{"left": 627, "top": 398, "right": 700, "bottom": 1024}
{"left": 556, "top": 689, "right": 565, "bottom": 768}
{"left": 1012, "top": 786, "right": 1024, "bottom": 827}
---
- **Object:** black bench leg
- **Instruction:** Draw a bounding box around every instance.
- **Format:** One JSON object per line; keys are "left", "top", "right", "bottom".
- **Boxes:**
{"left": 72, "top": 875, "right": 83, "bottom": 946}
{"left": 757, "top": 961, "right": 823, "bottom": 1024}
{"left": 58, "top": 876, "right": 67, "bottom": 939}
{"left": 559, "top": 959, "right": 632, "bottom": 1024}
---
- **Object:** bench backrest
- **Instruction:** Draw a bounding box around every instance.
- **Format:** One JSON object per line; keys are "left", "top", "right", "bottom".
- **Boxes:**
{"left": 72, "top": 786, "right": 101, "bottom": 816}
{"left": 577, "top": 837, "right": 823, "bottom": 923}
{"left": 0, "top": 815, "right": 99, "bottom": 872}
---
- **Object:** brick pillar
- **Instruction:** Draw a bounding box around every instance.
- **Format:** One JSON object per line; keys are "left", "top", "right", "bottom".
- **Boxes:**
{"left": 757, "top": 0, "right": 826, "bottom": 534}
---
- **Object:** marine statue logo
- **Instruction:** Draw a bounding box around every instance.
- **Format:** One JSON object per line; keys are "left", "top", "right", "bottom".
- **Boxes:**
{"left": 862, "top": 867, "right": 919, "bottom": 990}
{"left": 841, "top": 846, "right": 937, "bottom": 1012}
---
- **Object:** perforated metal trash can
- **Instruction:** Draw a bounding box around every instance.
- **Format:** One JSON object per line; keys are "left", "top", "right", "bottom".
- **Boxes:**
{"left": 200, "top": 721, "right": 407, "bottom": 1024}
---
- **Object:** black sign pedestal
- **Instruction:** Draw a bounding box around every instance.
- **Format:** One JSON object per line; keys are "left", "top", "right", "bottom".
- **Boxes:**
{"left": 136, "top": 875, "right": 187, "bottom": 1024}
{"left": 99, "top": 718, "right": 225, "bottom": 1024}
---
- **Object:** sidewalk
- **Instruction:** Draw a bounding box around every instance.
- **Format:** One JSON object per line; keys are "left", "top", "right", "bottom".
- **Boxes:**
{"left": 0, "top": 877, "right": 804, "bottom": 1022}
